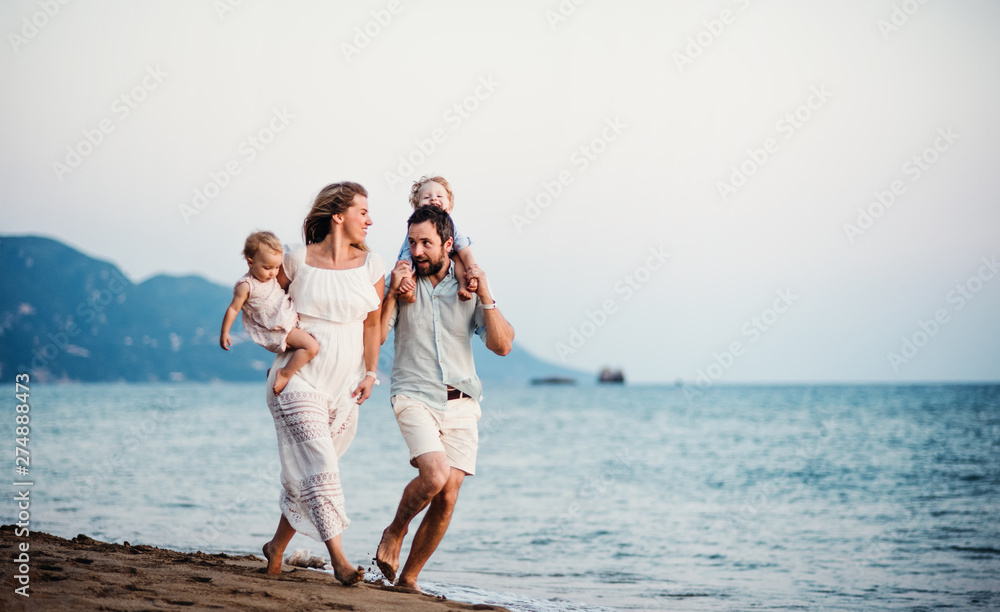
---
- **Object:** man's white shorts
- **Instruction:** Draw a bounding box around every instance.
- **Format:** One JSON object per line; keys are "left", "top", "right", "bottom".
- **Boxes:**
{"left": 391, "top": 394, "right": 481, "bottom": 476}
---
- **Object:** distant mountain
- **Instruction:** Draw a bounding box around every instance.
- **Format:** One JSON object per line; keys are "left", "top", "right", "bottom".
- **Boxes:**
{"left": 2, "top": 235, "right": 584, "bottom": 384}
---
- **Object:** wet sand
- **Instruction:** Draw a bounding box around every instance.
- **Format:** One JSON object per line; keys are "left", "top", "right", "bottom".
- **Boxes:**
{"left": 0, "top": 526, "right": 510, "bottom": 611}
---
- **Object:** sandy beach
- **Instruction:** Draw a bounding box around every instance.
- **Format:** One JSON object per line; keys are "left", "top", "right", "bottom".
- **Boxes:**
{"left": 0, "top": 526, "right": 510, "bottom": 611}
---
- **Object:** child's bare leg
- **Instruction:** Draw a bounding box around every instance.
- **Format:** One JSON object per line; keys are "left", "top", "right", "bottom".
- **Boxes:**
{"left": 454, "top": 256, "right": 476, "bottom": 301}
{"left": 274, "top": 328, "right": 319, "bottom": 394}
{"left": 398, "top": 268, "right": 417, "bottom": 303}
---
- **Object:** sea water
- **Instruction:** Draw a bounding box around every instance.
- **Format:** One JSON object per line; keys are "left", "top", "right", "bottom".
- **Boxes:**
{"left": 7, "top": 382, "right": 1000, "bottom": 611}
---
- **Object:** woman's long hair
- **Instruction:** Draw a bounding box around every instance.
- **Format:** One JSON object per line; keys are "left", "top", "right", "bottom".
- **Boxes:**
{"left": 302, "top": 182, "right": 369, "bottom": 250}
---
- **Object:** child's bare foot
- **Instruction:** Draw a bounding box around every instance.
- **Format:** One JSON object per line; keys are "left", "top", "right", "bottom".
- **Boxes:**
{"left": 333, "top": 563, "right": 364, "bottom": 586}
{"left": 397, "top": 288, "right": 416, "bottom": 303}
{"left": 457, "top": 288, "right": 473, "bottom": 301}
{"left": 262, "top": 541, "right": 283, "bottom": 575}
{"left": 273, "top": 368, "right": 291, "bottom": 395}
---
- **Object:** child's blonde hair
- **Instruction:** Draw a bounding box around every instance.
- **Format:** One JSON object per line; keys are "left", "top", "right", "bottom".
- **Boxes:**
{"left": 409, "top": 176, "right": 454, "bottom": 210}
{"left": 243, "top": 231, "right": 282, "bottom": 260}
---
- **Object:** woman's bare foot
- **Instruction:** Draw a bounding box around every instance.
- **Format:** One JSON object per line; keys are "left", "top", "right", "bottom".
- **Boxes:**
{"left": 374, "top": 527, "right": 403, "bottom": 582}
{"left": 333, "top": 563, "right": 364, "bottom": 586}
{"left": 262, "top": 541, "right": 284, "bottom": 575}
{"left": 273, "top": 368, "right": 291, "bottom": 395}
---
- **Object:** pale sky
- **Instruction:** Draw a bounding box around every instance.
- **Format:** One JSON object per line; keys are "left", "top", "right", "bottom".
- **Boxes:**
{"left": 3, "top": 0, "right": 999, "bottom": 383}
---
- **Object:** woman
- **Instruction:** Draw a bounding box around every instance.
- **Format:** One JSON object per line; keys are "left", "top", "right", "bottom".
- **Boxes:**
{"left": 261, "top": 182, "right": 384, "bottom": 585}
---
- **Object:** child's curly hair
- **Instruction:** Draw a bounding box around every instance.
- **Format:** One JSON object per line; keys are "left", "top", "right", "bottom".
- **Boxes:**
{"left": 408, "top": 175, "right": 454, "bottom": 210}
{"left": 243, "top": 231, "right": 282, "bottom": 260}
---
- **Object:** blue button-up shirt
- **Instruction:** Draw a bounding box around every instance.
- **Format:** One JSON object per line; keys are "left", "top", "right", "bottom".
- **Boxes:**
{"left": 386, "top": 262, "right": 487, "bottom": 411}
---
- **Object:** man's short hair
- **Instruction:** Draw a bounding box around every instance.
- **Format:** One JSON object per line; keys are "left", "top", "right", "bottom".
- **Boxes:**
{"left": 407, "top": 205, "right": 454, "bottom": 245}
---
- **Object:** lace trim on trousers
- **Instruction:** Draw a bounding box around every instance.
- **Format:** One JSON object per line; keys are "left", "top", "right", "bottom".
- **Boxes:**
{"left": 269, "top": 389, "right": 353, "bottom": 541}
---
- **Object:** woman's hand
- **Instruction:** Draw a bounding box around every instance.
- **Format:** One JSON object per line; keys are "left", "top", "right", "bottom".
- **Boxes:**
{"left": 351, "top": 374, "right": 376, "bottom": 405}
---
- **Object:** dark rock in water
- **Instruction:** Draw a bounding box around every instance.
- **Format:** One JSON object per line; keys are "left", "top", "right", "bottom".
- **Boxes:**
{"left": 598, "top": 367, "right": 625, "bottom": 383}
{"left": 530, "top": 376, "right": 576, "bottom": 385}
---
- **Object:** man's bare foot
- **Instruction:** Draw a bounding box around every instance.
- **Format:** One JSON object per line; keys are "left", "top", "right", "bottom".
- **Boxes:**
{"left": 273, "top": 369, "right": 291, "bottom": 395}
{"left": 262, "top": 541, "right": 283, "bottom": 575}
{"left": 374, "top": 527, "right": 403, "bottom": 582}
{"left": 457, "top": 288, "right": 473, "bottom": 301}
{"left": 396, "top": 577, "right": 422, "bottom": 593}
{"left": 333, "top": 563, "right": 364, "bottom": 586}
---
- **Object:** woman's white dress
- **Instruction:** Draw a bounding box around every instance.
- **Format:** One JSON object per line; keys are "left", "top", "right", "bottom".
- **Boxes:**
{"left": 265, "top": 245, "right": 383, "bottom": 542}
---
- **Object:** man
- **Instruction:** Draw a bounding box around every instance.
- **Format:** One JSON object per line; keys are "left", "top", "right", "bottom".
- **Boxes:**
{"left": 375, "top": 205, "right": 514, "bottom": 591}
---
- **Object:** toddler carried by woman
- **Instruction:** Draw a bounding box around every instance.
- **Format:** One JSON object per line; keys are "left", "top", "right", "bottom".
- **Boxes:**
{"left": 220, "top": 231, "right": 319, "bottom": 395}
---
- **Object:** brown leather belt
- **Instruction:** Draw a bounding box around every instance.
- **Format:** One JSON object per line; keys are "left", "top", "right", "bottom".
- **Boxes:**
{"left": 446, "top": 387, "right": 470, "bottom": 401}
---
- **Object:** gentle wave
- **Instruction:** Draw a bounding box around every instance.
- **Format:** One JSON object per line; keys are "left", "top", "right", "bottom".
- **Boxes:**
{"left": 10, "top": 382, "right": 1000, "bottom": 610}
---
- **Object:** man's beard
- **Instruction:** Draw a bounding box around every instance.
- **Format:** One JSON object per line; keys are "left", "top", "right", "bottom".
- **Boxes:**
{"left": 413, "top": 255, "right": 445, "bottom": 277}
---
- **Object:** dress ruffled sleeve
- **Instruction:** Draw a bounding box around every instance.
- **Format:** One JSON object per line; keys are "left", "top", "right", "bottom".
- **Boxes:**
{"left": 367, "top": 251, "right": 386, "bottom": 285}
{"left": 283, "top": 244, "right": 305, "bottom": 282}
{"left": 233, "top": 276, "right": 251, "bottom": 297}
